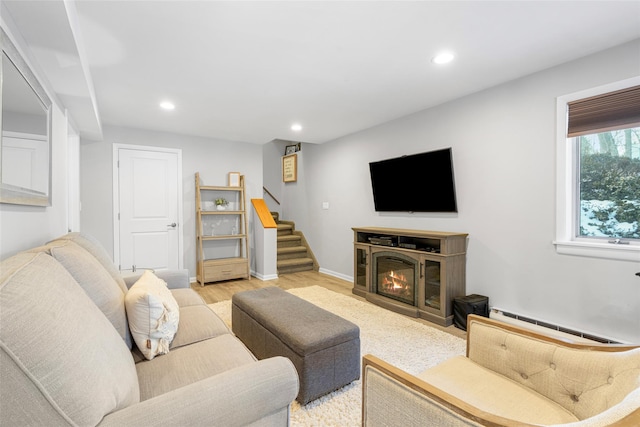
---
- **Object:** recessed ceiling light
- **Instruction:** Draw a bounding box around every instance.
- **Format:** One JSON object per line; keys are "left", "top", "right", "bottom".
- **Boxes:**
{"left": 291, "top": 123, "right": 303, "bottom": 132}
{"left": 160, "top": 101, "right": 175, "bottom": 110}
{"left": 432, "top": 52, "right": 455, "bottom": 65}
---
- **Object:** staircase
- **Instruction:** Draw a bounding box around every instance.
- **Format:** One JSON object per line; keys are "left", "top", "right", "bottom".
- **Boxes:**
{"left": 273, "top": 213, "right": 318, "bottom": 275}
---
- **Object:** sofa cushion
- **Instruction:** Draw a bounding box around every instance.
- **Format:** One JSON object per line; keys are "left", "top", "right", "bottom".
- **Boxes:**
{"left": 52, "top": 232, "right": 128, "bottom": 294}
{"left": 0, "top": 252, "right": 139, "bottom": 426}
{"left": 135, "top": 333, "right": 256, "bottom": 401}
{"left": 130, "top": 305, "right": 233, "bottom": 363}
{"left": 170, "top": 304, "right": 232, "bottom": 349}
{"left": 171, "top": 287, "right": 207, "bottom": 307}
{"left": 46, "top": 240, "right": 132, "bottom": 348}
{"left": 417, "top": 356, "right": 579, "bottom": 425}
{"left": 126, "top": 270, "right": 180, "bottom": 360}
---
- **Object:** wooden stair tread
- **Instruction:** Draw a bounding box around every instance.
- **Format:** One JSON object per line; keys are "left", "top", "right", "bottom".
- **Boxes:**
{"left": 277, "top": 246, "right": 307, "bottom": 254}
{"left": 277, "top": 234, "right": 301, "bottom": 241}
{"left": 277, "top": 257, "right": 314, "bottom": 267}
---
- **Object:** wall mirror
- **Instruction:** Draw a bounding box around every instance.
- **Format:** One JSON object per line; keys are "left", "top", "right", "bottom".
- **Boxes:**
{"left": 1, "top": 27, "right": 52, "bottom": 207}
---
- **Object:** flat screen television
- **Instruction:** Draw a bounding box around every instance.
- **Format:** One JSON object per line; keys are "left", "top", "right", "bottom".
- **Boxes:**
{"left": 369, "top": 148, "right": 457, "bottom": 213}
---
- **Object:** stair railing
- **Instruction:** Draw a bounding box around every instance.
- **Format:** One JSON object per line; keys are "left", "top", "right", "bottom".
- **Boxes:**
{"left": 263, "top": 186, "right": 281, "bottom": 205}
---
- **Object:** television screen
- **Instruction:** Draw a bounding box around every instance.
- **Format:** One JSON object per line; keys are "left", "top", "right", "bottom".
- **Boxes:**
{"left": 369, "top": 148, "right": 457, "bottom": 212}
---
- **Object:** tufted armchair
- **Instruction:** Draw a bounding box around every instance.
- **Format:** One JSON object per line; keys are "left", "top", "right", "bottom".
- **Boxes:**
{"left": 362, "top": 314, "right": 640, "bottom": 426}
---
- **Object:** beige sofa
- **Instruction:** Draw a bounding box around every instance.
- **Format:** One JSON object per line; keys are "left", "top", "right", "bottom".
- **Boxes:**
{"left": 363, "top": 314, "right": 640, "bottom": 427}
{"left": 0, "top": 232, "right": 299, "bottom": 426}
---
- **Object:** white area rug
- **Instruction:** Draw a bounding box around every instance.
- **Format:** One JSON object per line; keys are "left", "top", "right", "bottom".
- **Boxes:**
{"left": 208, "top": 286, "right": 466, "bottom": 427}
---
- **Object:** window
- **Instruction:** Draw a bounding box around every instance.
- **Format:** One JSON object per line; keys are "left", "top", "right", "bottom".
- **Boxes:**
{"left": 555, "top": 78, "right": 640, "bottom": 262}
{"left": 577, "top": 129, "right": 639, "bottom": 240}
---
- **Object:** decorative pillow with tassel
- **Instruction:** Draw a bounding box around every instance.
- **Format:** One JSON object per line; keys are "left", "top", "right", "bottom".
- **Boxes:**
{"left": 125, "top": 270, "right": 180, "bottom": 360}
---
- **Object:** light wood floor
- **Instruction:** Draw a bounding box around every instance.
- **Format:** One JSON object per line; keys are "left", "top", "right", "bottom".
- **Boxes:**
{"left": 191, "top": 271, "right": 466, "bottom": 339}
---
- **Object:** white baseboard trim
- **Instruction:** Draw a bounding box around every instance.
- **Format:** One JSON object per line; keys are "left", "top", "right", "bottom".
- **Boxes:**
{"left": 189, "top": 273, "right": 279, "bottom": 284}
{"left": 319, "top": 268, "right": 353, "bottom": 283}
{"left": 251, "top": 271, "right": 279, "bottom": 281}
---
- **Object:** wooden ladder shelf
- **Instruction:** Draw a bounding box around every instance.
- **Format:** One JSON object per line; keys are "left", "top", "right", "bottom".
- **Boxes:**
{"left": 195, "top": 172, "right": 250, "bottom": 286}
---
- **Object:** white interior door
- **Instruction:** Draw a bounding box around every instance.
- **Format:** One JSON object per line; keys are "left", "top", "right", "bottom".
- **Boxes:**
{"left": 115, "top": 145, "right": 182, "bottom": 273}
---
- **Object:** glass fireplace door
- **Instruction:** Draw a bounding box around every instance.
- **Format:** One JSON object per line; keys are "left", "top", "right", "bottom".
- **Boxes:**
{"left": 423, "top": 258, "right": 442, "bottom": 311}
{"left": 354, "top": 244, "right": 369, "bottom": 292}
{"left": 372, "top": 250, "right": 418, "bottom": 306}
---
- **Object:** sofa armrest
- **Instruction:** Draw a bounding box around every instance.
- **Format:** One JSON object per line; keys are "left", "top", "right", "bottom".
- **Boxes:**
{"left": 123, "top": 269, "right": 191, "bottom": 290}
{"left": 362, "top": 354, "right": 538, "bottom": 427}
{"left": 98, "top": 356, "right": 299, "bottom": 427}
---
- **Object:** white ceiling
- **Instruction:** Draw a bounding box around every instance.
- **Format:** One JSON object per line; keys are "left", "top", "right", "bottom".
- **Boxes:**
{"left": 4, "top": 1, "right": 640, "bottom": 144}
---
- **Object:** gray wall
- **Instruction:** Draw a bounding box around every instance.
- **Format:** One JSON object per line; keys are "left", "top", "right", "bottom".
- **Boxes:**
{"left": 278, "top": 39, "right": 640, "bottom": 342}
{"left": 262, "top": 140, "right": 288, "bottom": 215}
{"left": 80, "top": 125, "right": 263, "bottom": 277}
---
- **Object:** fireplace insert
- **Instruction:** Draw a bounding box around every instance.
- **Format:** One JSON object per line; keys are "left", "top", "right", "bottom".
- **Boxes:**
{"left": 372, "top": 250, "right": 418, "bottom": 306}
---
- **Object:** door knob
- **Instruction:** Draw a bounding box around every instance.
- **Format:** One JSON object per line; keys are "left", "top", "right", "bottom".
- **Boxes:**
{"left": 168, "top": 222, "right": 177, "bottom": 228}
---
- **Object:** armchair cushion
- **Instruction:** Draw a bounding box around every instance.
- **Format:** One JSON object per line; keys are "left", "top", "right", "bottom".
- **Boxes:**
{"left": 418, "top": 356, "right": 578, "bottom": 424}
{"left": 125, "top": 270, "right": 180, "bottom": 360}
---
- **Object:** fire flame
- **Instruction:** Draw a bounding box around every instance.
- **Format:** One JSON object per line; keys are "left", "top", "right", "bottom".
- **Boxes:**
{"left": 381, "top": 270, "right": 408, "bottom": 291}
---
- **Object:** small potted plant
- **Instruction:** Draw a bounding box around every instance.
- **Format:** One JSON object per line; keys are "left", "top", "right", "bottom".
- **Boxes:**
{"left": 215, "top": 197, "right": 229, "bottom": 210}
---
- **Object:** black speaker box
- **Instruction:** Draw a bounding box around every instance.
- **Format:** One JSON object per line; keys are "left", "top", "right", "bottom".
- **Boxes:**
{"left": 453, "top": 294, "right": 489, "bottom": 331}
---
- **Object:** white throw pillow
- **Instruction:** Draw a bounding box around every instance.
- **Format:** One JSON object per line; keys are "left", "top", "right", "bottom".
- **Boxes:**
{"left": 125, "top": 270, "right": 180, "bottom": 360}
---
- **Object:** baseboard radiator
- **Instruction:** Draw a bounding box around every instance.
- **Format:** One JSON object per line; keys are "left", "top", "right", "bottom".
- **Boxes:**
{"left": 490, "top": 308, "right": 621, "bottom": 344}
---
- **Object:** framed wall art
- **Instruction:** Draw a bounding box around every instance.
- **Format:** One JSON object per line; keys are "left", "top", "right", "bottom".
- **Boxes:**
{"left": 282, "top": 154, "right": 297, "bottom": 183}
{"left": 228, "top": 172, "right": 241, "bottom": 187}
{"left": 285, "top": 143, "right": 301, "bottom": 155}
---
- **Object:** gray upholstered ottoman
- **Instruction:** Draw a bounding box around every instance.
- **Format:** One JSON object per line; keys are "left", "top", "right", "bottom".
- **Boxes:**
{"left": 232, "top": 286, "right": 360, "bottom": 404}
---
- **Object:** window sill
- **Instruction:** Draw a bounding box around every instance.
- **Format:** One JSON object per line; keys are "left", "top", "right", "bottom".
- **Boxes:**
{"left": 553, "top": 240, "right": 640, "bottom": 262}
